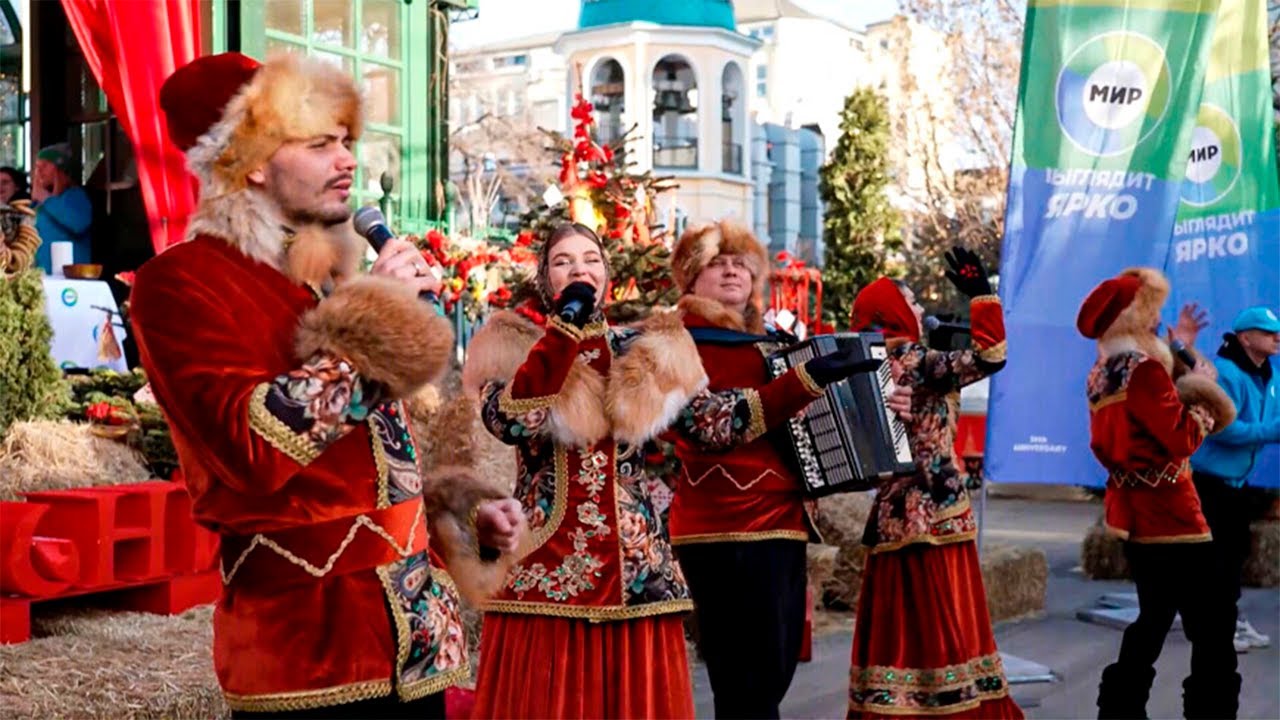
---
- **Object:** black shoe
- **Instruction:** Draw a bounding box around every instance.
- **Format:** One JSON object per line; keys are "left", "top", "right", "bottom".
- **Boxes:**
{"left": 1097, "top": 664, "right": 1156, "bottom": 720}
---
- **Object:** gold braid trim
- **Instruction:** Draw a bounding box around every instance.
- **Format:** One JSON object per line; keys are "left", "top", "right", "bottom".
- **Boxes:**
{"left": 482, "top": 598, "right": 693, "bottom": 622}
{"left": 743, "top": 388, "right": 767, "bottom": 443}
{"left": 547, "top": 316, "right": 586, "bottom": 342}
{"left": 672, "top": 530, "right": 809, "bottom": 545}
{"left": 849, "top": 651, "right": 1011, "bottom": 716}
{"left": 866, "top": 528, "right": 977, "bottom": 555}
{"left": 795, "top": 363, "right": 824, "bottom": 397}
{"left": 220, "top": 504, "right": 425, "bottom": 584}
{"left": 376, "top": 563, "right": 413, "bottom": 700}
{"left": 1108, "top": 461, "right": 1189, "bottom": 488}
{"left": 521, "top": 445, "right": 571, "bottom": 552}
{"left": 497, "top": 384, "right": 558, "bottom": 415}
{"left": 1089, "top": 391, "right": 1127, "bottom": 412}
{"left": 970, "top": 294, "right": 1001, "bottom": 305}
{"left": 399, "top": 666, "right": 470, "bottom": 702}
{"left": 224, "top": 679, "right": 393, "bottom": 713}
{"left": 1129, "top": 532, "right": 1213, "bottom": 544}
{"left": 247, "top": 382, "right": 321, "bottom": 465}
{"left": 977, "top": 340, "right": 1007, "bottom": 363}
{"left": 371, "top": 418, "right": 391, "bottom": 510}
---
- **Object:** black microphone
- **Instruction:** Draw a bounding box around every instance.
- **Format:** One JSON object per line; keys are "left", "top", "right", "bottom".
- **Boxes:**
{"left": 352, "top": 206, "right": 438, "bottom": 304}
{"left": 559, "top": 298, "right": 587, "bottom": 324}
{"left": 353, "top": 206, "right": 397, "bottom": 253}
{"left": 1169, "top": 339, "right": 1199, "bottom": 369}
{"left": 924, "top": 316, "right": 970, "bottom": 332}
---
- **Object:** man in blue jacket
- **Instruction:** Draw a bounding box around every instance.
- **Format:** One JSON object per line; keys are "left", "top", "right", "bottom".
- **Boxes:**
{"left": 32, "top": 143, "right": 93, "bottom": 274}
{"left": 1191, "top": 306, "right": 1280, "bottom": 653}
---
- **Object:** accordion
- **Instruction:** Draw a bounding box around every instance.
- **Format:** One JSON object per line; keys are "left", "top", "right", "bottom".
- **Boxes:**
{"left": 767, "top": 333, "right": 915, "bottom": 496}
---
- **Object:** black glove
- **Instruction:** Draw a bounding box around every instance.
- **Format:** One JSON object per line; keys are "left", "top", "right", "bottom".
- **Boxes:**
{"left": 804, "top": 350, "right": 883, "bottom": 387}
{"left": 944, "top": 246, "right": 992, "bottom": 299}
{"left": 553, "top": 281, "right": 597, "bottom": 328}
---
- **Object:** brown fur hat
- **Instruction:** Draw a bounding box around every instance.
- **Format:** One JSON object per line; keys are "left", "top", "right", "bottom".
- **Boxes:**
{"left": 163, "top": 52, "right": 363, "bottom": 197}
{"left": 671, "top": 220, "right": 769, "bottom": 331}
{"left": 671, "top": 219, "right": 769, "bottom": 295}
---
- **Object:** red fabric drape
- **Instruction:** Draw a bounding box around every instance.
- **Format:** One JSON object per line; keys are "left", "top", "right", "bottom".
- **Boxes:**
{"left": 61, "top": 0, "right": 201, "bottom": 254}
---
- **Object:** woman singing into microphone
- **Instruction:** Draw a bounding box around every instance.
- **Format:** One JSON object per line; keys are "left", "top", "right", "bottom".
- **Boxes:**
{"left": 844, "top": 247, "right": 1023, "bottom": 719}
{"left": 462, "top": 222, "right": 878, "bottom": 717}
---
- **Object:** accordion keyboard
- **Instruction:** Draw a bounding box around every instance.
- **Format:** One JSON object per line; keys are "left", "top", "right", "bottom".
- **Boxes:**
{"left": 873, "top": 347, "right": 914, "bottom": 465}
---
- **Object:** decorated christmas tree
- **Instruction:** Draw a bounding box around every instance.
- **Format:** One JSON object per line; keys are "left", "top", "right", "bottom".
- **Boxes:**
{"left": 510, "top": 89, "right": 683, "bottom": 323}
{"left": 406, "top": 89, "right": 684, "bottom": 325}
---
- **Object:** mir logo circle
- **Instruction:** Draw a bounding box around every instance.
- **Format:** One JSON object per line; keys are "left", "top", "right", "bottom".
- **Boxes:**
{"left": 1056, "top": 32, "right": 1171, "bottom": 157}
{"left": 1180, "top": 103, "right": 1241, "bottom": 207}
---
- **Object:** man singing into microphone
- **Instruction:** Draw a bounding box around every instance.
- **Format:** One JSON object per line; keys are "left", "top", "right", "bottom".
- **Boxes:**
{"left": 130, "top": 52, "right": 527, "bottom": 719}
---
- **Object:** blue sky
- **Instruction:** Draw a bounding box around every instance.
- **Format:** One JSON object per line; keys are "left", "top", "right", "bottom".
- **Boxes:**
{"left": 450, "top": 0, "right": 901, "bottom": 48}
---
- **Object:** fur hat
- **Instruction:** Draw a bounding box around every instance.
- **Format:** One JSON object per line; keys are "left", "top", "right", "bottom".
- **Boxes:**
{"left": 1077, "top": 268, "right": 1168, "bottom": 340}
{"left": 671, "top": 220, "right": 769, "bottom": 331}
{"left": 160, "top": 52, "right": 363, "bottom": 197}
{"left": 671, "top": 220, "right": 768, "bottom": 295}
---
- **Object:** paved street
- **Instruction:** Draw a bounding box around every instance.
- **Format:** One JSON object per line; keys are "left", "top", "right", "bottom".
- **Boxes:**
{"left": 691, "top": 495, "right": 1280, "bottom": 719}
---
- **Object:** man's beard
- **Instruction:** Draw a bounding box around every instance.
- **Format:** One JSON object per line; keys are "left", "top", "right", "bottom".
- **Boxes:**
{"left": 291, "top": 203, "right": 352, "bottom": 227}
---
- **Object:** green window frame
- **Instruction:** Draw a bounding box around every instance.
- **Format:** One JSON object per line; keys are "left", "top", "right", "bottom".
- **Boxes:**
{"left": 0, "top": 0, "right": 26, "bottom": 170}
{"left": 219, "top": 0, "right": 436, "bottom": 231}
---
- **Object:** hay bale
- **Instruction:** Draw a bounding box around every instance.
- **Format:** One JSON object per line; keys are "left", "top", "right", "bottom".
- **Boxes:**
{"left": 814, "top": 493, "right": 874, "bottom": 609}
{"left": 1081, "top": 517, "right": 1130, "bottom": 580}
{"left": 806, "top": 543, "right": 838, "bottom": 607}
{"left": 981, "top": 543, "right": 1048, "bottom": 623}
{"left": 0, "top": 420, "right": 152, "bottom": 500}
{"left": 1244, "top": 519, "right": 1279, "bottom": 588}
{"left": 0, "top": 604, "right": 225, "bottom": 719}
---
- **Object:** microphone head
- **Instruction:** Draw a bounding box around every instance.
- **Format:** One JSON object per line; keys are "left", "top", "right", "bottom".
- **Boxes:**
{"left": 923, "top": 316, "right": 942, "bottom": 331}
{"left": 352, "top": 206, "right": 386, "bottom": 238}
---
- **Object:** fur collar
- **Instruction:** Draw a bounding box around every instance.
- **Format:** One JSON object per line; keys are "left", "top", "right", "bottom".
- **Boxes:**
{"left": 463, "top": 309, "right": 708, "bottom": 447}
{"left": 186, "top": 188, "right": 364, "bottom": 287}
{"left": 677, "top": 294, "right": 765, "bottom": 334}
{"left": 1097, "top": 332, "right": 1173, "bottom": 374}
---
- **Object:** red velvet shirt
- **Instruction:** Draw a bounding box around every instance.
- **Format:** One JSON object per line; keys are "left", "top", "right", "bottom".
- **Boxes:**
{"left": 667, "top": 308, "right": 824, "bottom": 544}
{"left": 1087, "top": 351, "right": 1213, "bottom": 543}
{"left": 131, "top": 237, "right": 468, "bottom": 712}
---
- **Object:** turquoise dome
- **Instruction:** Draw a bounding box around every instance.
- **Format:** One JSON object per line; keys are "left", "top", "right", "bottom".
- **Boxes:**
{"left": 578, "top": 0, "right": 736, "bottom": 31}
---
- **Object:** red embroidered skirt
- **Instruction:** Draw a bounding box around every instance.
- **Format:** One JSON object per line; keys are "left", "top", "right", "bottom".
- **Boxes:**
{"left": 471, "top": 612, "right": 694, "bottom": 719}
{"left": 847, "top": 541, "right": 1024, "bottom": 719}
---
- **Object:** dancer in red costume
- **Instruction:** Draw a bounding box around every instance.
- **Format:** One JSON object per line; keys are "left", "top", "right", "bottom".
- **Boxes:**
{"left": 845, "top": 248, "right": 1022, "bottom": 719}
{"left": 1079, "top": 268, "right": 1239, "bottom": 719}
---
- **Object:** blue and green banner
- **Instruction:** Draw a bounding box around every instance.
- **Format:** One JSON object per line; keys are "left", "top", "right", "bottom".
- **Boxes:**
{"left": 1164, "top": 0, "right": 1279, "bottom": 487}
{"left": 988, "top": 0, "right": 1221, "bottom": 486}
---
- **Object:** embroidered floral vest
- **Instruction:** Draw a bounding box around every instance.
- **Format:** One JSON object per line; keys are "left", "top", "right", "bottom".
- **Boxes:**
{"left": 479, "top": 326, "right": 692, "bottom": 620}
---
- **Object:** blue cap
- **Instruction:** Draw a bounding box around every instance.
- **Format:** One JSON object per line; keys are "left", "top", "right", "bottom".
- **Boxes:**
{"left": 1232, "top": 306, "right": 1280, "bottom": 334}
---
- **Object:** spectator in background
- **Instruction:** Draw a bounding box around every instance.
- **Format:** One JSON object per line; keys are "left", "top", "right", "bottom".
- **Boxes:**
{"left": 0, "top": 166, "right": 29, "bottom": 204}
{"left": 31, "top": 143, "right": 93, "bottom": 274}
{"left": 1190, "top": 306, "right": 1280, "bottom": 653}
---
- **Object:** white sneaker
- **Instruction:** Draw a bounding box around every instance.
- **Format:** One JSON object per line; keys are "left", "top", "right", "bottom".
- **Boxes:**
{"left": 1234, "top": 633, "right": 1251, "bottom": 653}
{"left": 1237, "top": 619, "right": 1271, "bottom": 649}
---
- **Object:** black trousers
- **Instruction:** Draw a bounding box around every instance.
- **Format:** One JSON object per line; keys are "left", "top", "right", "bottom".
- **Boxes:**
{"left": 230, "top": 691, "right": 444, "bottom": 720}
{"left": 1097, "top": 542, "right": 1239, "bottom": 719}
{"left": 676, "top": 539, "right": 808, "bottom": 720}
{"left": 1192, "top": 472, "right": 1259, "bottom": 623}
